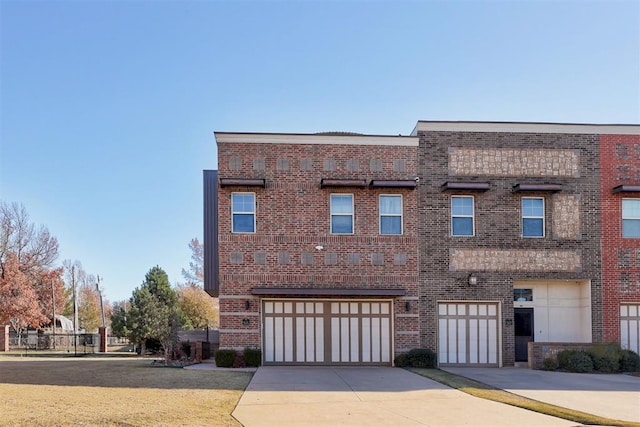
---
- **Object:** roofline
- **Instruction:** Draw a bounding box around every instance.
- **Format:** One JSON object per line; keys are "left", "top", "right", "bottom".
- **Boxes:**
{"left": 412, "top": 121, "right": 640, "bottom": 135}
{"left": 214, "top": 131, "right": 418, "bottom": 146}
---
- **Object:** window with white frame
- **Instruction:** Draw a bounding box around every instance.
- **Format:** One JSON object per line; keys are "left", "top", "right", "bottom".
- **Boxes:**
{"left": 231, "top": 193, "right": 255, "bottom": 233}
{"left": 451, "top": 196, "right": 474, "bottom": 236}
{"left": 330, "top": 194, "right": 353, "bottom": 234}
{"left": 522, "top": 197, "right": 544, "bottom": 237}
{"left": 622, "top": 199, "right": 640, "bottom": 238}
{"left": 380, "top": 195, "right": 402, "bottom": 235}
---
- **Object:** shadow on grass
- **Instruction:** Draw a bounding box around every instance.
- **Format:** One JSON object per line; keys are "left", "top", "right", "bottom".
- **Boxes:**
{"left": 0, "top": 357, "right": 252, "bottom": 391}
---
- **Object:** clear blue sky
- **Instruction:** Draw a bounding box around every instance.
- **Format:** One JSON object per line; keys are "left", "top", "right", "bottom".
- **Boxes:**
{"left": 1, "top": 1, "right": 638, "bottom": 303}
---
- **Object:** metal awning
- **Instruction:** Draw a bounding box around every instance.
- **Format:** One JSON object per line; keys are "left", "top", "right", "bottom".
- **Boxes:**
{"left": 219, "top": 178, "right": 266, "bottom": 187}
{"left": 441, "top": 182, "right": 490, "bottom": 191}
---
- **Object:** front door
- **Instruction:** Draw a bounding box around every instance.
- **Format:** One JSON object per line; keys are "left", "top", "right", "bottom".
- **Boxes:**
{"left": 514, "top": 308, "right": 534, "bottom": 362}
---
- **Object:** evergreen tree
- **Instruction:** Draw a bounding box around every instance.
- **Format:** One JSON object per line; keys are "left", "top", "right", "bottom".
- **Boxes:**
{"left": 117, "top": 266, "right": 180, "bottom": 363}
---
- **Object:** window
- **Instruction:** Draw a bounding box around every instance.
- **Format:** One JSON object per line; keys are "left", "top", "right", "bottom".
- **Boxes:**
{"left": 380, "top": 195, "right": 402, "bottom": 235}
{"left": 622, "top": 199, "right": 640, "bottom": 237}
{"left": 451, "top": 196, "right": 474, "bottom": 236}
{"left": 514, "top": 289, "right": 533, "bottom": 302}
{"left": 232, "top": 193, "right": 255, "bottom": 233}
{"left": 330, "top": 194, "right": 353, "bottom": 234}
{"left": 522, "top": 197, "right": 544, "bottom": 237}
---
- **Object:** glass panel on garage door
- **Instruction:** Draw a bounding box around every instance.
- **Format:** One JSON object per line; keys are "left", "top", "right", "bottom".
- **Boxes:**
{"left": 262, "top": 299, "right": 393, "bottom": 365}
{"left": 438, "top": 302, "right": 500, "bottom": 367}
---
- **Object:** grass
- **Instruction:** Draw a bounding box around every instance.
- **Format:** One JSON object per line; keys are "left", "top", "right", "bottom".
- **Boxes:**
{"left": 410, "top": 368, "right": 640, "bottom": 427}
{"left": 0, "top": 355, "right": 253, "bottom": 426}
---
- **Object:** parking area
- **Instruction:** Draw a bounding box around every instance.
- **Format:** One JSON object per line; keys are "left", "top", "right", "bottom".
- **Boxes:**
{"left": 232, "top": 366, "right": 577, "bottom": 427}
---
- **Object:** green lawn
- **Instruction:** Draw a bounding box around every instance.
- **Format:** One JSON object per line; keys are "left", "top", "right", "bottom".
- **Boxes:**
{"left": 0, "top": 355, "right": 252, "bottom": 426}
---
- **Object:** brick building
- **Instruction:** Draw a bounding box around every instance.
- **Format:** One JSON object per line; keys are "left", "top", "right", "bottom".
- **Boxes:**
{"left": 600, "top": 132, "right": 640, "bottom": 355}
{"left": 205, "top": 121, "right": 640, "bottom": 367}
{"left": 205, "top": 132, "right": 420, "bottom": 365}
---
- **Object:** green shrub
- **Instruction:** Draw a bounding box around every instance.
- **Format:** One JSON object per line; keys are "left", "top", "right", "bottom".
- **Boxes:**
{"left": 556, "top": 349, "right": 577, "bottom": 370}
{"left": 394, "top": 348, "right": 437, "bottom": 368}
{"left": 243, "top": 348, "right": 262, "bottom": 367}
{"left": 560, "top": 350, "right": 593, "bottom": 373}
{"left": 214, "top": 349, "right": 237, "bottom": 367}
{"left": 542, "top": 357, "right": 559, "bottom": 371}
{"left": 394, "top": 352, "right": 409, "bottom": 367}
{"left": 619, "top": 349, "right": 640, "bottom": 372}
{"left": 586, "top": 344, "right": 619, "bottom": 373}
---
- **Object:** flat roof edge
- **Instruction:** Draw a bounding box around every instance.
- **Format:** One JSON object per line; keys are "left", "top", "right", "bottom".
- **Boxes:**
{"left": 214, "top": 132, "right": 418, "bottom": 146}
{"left": 415, "top": 121, "right": 640, "bottom": 135}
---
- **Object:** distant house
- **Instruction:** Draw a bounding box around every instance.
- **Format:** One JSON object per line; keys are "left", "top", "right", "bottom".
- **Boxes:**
{"left": 204, "top": 121, "right": 640, "bottom": 366}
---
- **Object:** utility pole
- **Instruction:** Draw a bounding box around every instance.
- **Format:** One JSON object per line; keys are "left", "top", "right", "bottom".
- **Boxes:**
{"left": 96, "top": 275, "right": 106, "bottom": 328}
{"left": 72, "top": 265, "right": 78, "bottom": 356}
{"left": 51, "top": 278, "right": 56, "bottom": 350}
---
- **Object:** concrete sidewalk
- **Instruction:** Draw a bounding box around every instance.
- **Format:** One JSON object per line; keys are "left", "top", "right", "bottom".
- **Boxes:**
{"left": 444, "top": 367, "right": 640, "bottom": 423}
{"left": 232, "top": 366, "right": 577, "bottom": 426}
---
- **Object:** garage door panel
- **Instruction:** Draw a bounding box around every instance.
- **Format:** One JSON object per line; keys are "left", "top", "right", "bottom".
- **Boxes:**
{"left": 381, "top": 317, "right": 390, "bottom": 363}
{"left": 438, "top": 302, "right": 500, "bottom": 367}
{"left": 264, "top": 316, "right": 274, "bottom": 362}
{"left": 263, "top": 299, "right": 392, "bottom": 365}
{"left": 621, "top": 304, "right": 640, "bottom": 355}
{"left": 469, "top": 319, "right": 478, "bottom": 364}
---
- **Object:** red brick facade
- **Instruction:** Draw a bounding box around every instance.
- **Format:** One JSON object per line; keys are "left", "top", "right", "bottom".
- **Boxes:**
{"left": 215, "top": 134, "right": 420, "bottom": 359}
{"left": 600, "top": 134, "right": 640, "bottom": 343}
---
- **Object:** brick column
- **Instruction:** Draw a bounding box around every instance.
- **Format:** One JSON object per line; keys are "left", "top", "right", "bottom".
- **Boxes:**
{"left": 98, "top": 327, "right": 108, "bottom": 353}
{"left": 0, "top": 325, "right": 9, "bottom": 352}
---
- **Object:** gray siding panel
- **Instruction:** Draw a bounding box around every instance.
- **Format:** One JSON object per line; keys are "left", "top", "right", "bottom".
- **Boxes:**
{"left": 204, "top": 170, "right": 219, "bottom": 297}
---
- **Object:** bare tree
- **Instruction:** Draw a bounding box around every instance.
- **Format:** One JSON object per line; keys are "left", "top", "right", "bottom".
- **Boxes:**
{"left": 0, "top": 202, "right": 58, "bottom": 275}
{"left": 181, "top": 238, "right": 203, "bottom": 285}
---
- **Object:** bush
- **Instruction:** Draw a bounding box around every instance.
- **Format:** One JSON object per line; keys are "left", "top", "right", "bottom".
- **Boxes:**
{"left": 233, "top": 354, "right": 247, "bottom": 368}
{"left": 394, "top": 348, "right": 437, "bottom": 368}
{"left": 587, "top": 344, "right": 620, "bottom": 373}
{"left": 215, "top": 349, "right": 237, "bottom": 367}
{"left": 557, "top": 349, "right": 593, "bottom": 373}
{"left": 542, "top": 357, "right": 559, "bottom": 371}
{"left": 394, "top": 352, "right": 409, "bottom": 367}
{"left": 243, "top": 348, "right": 262, "bottom": 367}
{"left": 619, "top": 349, "right": 640, "bottom": 372}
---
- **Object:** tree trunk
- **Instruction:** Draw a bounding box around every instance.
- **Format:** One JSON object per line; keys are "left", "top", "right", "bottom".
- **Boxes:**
{"left": 164, "top": 345, "right": 171, "bottom": 365}
{"left": 140, "top": 340, "right": 146, "bottom": 356}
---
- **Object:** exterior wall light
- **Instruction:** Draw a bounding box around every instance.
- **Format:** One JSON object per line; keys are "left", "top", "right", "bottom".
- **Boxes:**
{"left": 405, "top": 301, "right": 411, "bottom": 311}
{"left": 468, "top": 273, "right": 478, "bottom": 286}
{"left": 245, "top": 300, "right": 251, "bottom": 310}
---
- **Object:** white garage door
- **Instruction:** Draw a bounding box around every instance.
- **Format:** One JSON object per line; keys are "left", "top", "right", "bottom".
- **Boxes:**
{"left": 438, "top": 302, "right": 500, "bottom": 367}
{"left": 262, "top": 299, "right": 393, "bottom": 365}
{"left": 620, "top": 304, "right": 640, "bottom": 354}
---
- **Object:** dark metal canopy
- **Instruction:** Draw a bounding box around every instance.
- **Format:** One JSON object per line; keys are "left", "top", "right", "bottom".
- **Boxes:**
{"left": 613, "top": 185, "right": 640, "bottom": 193}
{"left": 513, "top": 183, "right": 562, "bottom": 192}
{"left": 441, "top": 181, "right": 490, "bottom": 191}
{"left": 370, "top": 180, "right": 417, "bottom": 189}
{"left": 219, "top": 178, "right": 266, "bottom": 187}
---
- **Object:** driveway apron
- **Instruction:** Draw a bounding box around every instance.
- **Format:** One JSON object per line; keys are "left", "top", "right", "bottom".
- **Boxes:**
{"left": 444, "top": 367, "right": 640, "bottom": 423}
{"left": 232, "top": 366, "right": 577, "bottom": 427}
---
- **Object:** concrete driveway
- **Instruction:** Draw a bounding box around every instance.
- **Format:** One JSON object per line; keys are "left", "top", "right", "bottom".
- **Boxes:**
{"left": 444, "top": 367, "right": 640, "bottom": 423}
{"left": 232, "top": 366, "right": 576, "bottom": 427}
